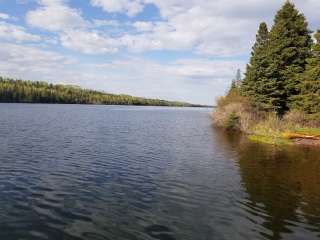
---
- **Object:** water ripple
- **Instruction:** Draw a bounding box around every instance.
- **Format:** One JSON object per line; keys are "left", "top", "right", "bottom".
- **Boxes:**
{"left": 0, "top": 104, "right": 320, "bottom": 240}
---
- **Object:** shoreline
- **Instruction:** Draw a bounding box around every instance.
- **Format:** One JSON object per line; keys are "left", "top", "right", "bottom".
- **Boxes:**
{"left": 248, "top": 133, "right": 320, "bottom": 146}
{"left": 242, "top": 129, "right": 320, "bottom": 146}
{"left": 211, "top": 113, "right": 320, "bottom": 147}
{"left": 0, "top": 101, "right": 212, "bottom": 108}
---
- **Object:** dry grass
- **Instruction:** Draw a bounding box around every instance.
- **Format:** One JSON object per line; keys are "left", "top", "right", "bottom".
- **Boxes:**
{"left": 212, "top": 91, "right": 320, "bottom": 145}
{"left": 251, "top": 113, "right": 296, "bottom": 137}
{"left": 212, "top": 91, "right": 263, "bottom": 132}
{"left": 283, "top": 110, "right": 320, "bottom": 128}
{"left": 282, "top": 132, "right": 320, "bottom": 140}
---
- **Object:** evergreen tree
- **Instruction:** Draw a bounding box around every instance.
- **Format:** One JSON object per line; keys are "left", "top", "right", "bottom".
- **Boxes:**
{"left": 230, "top": 80, "right": 237, "bottom": 91}
{"left": 295, "top": 30, "right": 320, "bottom": 114}
{"left": 241, "top": 22, "right": 270, "bottom": 108}
{"left": 228, "top": 69, "right": 242, "bottom": 95}
{"left": 235, "top": 69, "right": 242, "bottom": 87}
{"left": 265, "top": 1, "right": 312, "bottom": 115}
{"left": 236, "top": 69, "right": 241, "bottom": 81}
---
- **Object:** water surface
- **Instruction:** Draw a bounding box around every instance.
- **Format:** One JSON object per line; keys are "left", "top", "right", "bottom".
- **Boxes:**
{"left": 0, "top": 104, "right": 319, "bottom": 240}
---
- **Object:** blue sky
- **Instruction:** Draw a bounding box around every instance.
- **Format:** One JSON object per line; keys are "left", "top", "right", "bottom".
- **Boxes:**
{"left": 0, "top": 0, "right": 319, "bottom": 104}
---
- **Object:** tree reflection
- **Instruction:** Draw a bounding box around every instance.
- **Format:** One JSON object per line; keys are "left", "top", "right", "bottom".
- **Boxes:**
{"left": 214, "top": 127, "right": 320, "bottom": 239}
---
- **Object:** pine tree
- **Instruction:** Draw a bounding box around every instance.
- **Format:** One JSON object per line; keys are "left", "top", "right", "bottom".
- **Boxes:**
{"left": 228, "top": 69, "right": 242, "bottom": 95}
{"left": 295, "top": 30, "right": 320, "bottom": 114}
{"left": 235, "top": 69, "right": 242, "bottom": 87}
{"left": 230, "top": 80, "right": 237, "bottom": 91}
{"left": 241, "top": 22, "right": 270, "bottom": 108}
{"left": 265, "top": 1, "right": 312, "bottom": 115}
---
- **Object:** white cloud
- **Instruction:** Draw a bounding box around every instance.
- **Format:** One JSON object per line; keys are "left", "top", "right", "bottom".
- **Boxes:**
{"left": 121, "top": 20, "right": 199, "bottom": 52}
{"left": 26, "top": 0, "right": 120, "bottom": 54}
{"left": 123, "top": 1, "right": 271, "bottom": 55}
{"left": 294, "top": 0, "right": 320, "bottom": 29}
{"left": 26, "top": 0, "right": 86, "bottom": 31}
{"left": 0, "top": 43, "right": 75, "bottom": 79}
{"left": 90, "top": 0, "right": 144, "bottom": 17}
{"left": 0, "top": 40, "right": 244, "bottom": 104}
{"left": 60, "top": 30, "right": 119, "bottom": 54}
{"left": 92, "top": 57, "right": 245, "bottom": 104}
{"left": 0, "top": 21, "right": 41, "bottom": 42}
{"left": 0, "top": 12, "right": 10, "bottom": 20}
{"left": 4, "top": 0, "right": 319, "bottom": 103}
{"left": 170, "top": 59, "right": 242, "bottom": 79}
{"left": 133, "top": 21, "right": 154, "bottom": 32}
{"left": 25, "top": 0, "right": 320, "bottom": 57}
{"left": 87, "top": 0, "right": 320, "bottom": 56}
{"left": 92, "top": 19, "right": 120, "bottom": 27}
{"left": 84, "top": 0, "right": 262, "bottom": 55}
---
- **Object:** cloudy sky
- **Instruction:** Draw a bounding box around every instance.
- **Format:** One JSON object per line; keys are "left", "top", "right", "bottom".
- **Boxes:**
{"left": 0, "top": 0, "right": 319, "bottom": 104}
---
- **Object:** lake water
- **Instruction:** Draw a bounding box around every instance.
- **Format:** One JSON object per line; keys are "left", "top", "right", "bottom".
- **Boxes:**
{"left": 0, "top": 104, "right": 320, "bottom": 240}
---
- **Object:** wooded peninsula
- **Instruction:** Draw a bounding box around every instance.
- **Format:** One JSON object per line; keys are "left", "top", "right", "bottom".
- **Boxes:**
{"left": 213, "top": 1, "right": 320, "bottom": 145}
{"left": 0, "top": 77, "right": 204, "bottom": 107}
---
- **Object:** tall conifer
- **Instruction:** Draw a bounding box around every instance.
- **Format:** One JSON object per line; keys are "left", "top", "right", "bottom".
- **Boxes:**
{"left": 241, "top": 22, "right": 270, "bottom": 108}
{"left": 295, "top": 30, "right": 320, "bottom": 113}
{"left": 265, "top": 1, "right": 312, "bottom": 115}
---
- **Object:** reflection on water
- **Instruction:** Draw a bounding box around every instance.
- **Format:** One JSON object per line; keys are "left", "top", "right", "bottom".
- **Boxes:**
{"left": 0, "top": 104, "right": 319, "bottom": 240}
{"left": 216, "top": 129, "right": 320, "bottom": 240}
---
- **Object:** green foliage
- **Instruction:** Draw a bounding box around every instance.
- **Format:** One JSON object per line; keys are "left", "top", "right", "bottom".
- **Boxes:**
{"left": 227, "top": 69, "right": 242, "bottom": 95}
{"left": 293, "top": 30, "right": 320, "bottom": 113}
{"left": 226, "top": 112, "right": 240, "bottom": 130}
{"left": 215, "top": 2, "right": 320, "bottom": 143}
{"left": 266, "top": 1, "right": 312, "bottom": 114}
{"left": 235, "top": 69, "right": 241, "bottom": 83}
{"left": 230, "top": 80, "right": 237, "bottom": 92}
{"left": 218, "top": 87, "right": 247, "bottom": 108}
{"left": 248, "top": 134, "right": 293, "bottom": 145}
{"left": 241, "top": 22, "right": 270, "bottom": 108}
{"left": 214, "top": 12, "right": 320, "bottom": 143}
{"left": 294, "top": 128, "right": 320, "bottom": 136}
{"left": 241, "top": 2, "right": 313, "bottom": 115}
{"left": 0, "top": 77, "right": 194, "bottom": 107}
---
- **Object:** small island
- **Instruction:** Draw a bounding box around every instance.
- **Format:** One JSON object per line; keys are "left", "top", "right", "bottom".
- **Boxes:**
{"left": 213, "top": 1, "right": 320, "bottom": 146}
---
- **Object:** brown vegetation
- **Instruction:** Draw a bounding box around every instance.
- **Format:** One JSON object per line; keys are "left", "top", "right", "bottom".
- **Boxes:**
{"left": 212, "top": 90, "right": 320, "bottom": 146}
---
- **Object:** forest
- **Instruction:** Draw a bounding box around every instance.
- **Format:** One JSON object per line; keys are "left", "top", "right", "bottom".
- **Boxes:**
{"left": 0, "top": 77, "right": 198, "bottom": 107}
{"left": 213, "top": 1, "right": 320, "bottom": 145}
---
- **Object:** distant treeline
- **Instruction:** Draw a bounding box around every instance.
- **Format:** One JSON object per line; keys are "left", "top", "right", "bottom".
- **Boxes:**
{"left": 0, "top": 77, "right": 202, "bottom": 107}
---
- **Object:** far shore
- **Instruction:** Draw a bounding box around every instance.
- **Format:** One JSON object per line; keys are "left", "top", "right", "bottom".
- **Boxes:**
{"left": 0, "top": 101, "right": 213, "bottom": 108}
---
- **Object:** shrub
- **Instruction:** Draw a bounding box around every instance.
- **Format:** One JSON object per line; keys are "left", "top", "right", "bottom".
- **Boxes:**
{"left": 212, "top": 91, "right": 264, "bottom": 132}
{"left": 283, "top": 110, "right": 307, "bottom": 127}
{"left": 216, "top": 89, "right": 247, "bottom": 108}
{"left": 251, "top": 113, "right": 295, "bottom": 137}
{"left": 226, "top": 112, "right": 240, "bottom": 130}
{"left": 284, "top": 110, "right": 320, "bottom": 128}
